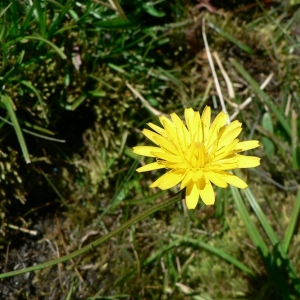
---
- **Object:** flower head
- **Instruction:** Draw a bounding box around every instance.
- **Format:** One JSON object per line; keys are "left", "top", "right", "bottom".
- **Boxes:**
{"left": 133, "top": 107, "right": 260, "bottom": 209}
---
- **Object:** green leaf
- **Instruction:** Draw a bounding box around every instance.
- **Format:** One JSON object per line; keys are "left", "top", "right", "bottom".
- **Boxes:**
{"left": 262, "top": 112, "right": 274, "bottom": 133}
{"left": 94, "top": 17, "right": 132, "bottom": 29}
{"left": 261, "top": 112, "right": 275, "bottom": 160}
{"left": 261, "top": 137, "right": 275, "bottom": 161}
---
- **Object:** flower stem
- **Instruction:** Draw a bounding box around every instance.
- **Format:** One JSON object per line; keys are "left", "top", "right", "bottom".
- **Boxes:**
{"left": 0, "top": 192, "right": 182, "bottom": 279}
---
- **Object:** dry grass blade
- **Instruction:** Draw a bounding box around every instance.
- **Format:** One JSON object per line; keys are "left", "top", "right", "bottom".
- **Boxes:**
{"left": 202, "top": 18, "right": 227, "bottom": 114}
{"left": 126, "top": 82, "right": 164, "bottom": 116}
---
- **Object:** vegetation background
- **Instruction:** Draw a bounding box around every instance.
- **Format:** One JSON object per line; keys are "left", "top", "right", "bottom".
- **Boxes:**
{"left": 0, "top": 0, "right": 300, "bottom": 299}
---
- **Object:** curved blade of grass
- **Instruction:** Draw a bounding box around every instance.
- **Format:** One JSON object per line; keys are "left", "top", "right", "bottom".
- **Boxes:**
{"left": 172, "top": 235, "right": 255, "bottom": 276}
{"left": 207, "top": 20, "right": 254, "bottom": 54}
{"left": 2, "top": 95, "right": 30, "bottom": 163}
{"left": 0, "top": 192, "right": 182, "bottom": 279}
{"left": 231, "top": 59, "right": 291, "bottom": 137}
{"left": 20, "top": 80, "right": 48, "bottom": 122}
{"left": 283, "top": 188, "right": 300, "bottom": 253}
{"left": 20, "top": 35, "right": 67, "bottom": 59}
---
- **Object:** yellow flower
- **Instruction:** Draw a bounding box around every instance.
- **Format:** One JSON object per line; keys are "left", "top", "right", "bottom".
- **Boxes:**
{"left": 133, "top": 107, "right": 260, "bottom": 209}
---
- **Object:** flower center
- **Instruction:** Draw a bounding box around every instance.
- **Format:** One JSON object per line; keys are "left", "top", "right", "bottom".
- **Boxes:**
{"left": 186, "top": 141, "right": 210, "bottom": 169}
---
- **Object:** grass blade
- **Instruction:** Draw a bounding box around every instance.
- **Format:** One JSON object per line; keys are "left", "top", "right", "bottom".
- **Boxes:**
{"left": 0, "top": 3, "right": 12, "bottom": 19}
{"left": 208, "top": 20, "right": 255, "bottom": 54}
{"left": 2, "top": 95, "right": 31, "bottom": 163}
{"left": 231, "top": 186, "right": 269, "bottom": 257}
{"left": 48, "top": 0, "right": 73, "bottom": 36}
{"left": 243, "top": 187, "right": 279, "bottom": 245}
{"left": 20, "top": 80, "right": 48, "bottom": 122}
{"left": 34, "top": 0, "right": 47, "bottom": 38}
{"left": 242, "top": 184, "right": 300, "bottom": 283}
{"left": 20, "top": 35, "right": 67, "bottom": 59}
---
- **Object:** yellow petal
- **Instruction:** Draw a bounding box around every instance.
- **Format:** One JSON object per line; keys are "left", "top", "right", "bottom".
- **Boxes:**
{"left": 218, "top": 171, "right": 248, "bottom": 189}
{"left": 236, "top": 155, "right": 261, "bottom": 168}
{"left": 161, "top": 118, "right": 177, "bottom": 139}
{"left": 152, "top": 152, "right": 183, "bottom": 163}
{"left": 210, "top": 158, "right": 239, "bottom": 170}
{"left": 133, "top": 146, "right": 164, "bottom": 157}
{"left": 136, "top": 162, "right": 165, "bottom": 172}
{"left": 153, "top": 135, "right": 177, "bottom": 154}
{"left": 171, "top": 112, "right": 184, "bottom": 128}
{"left": 195, "top": 142, "right": 206, "bottom": 168}
{"left": 142, "top": 129, "right": 162, "bottom": 145}
{"left": 185, "top": 108, "right": 195, "bottom": 137}
{"left": 185, "top": 182, "right": 199, "bottom": 209}
{"left": 150, "top": 171, "right": 183, "bottom": 190}
{"left": 184, "top": 108, "right": 195, "bottom": 121}
{"left": 201, "top": 106, "right": 211, "bottom": 138}
{"left": 213, "top": 139, "right": 239, "bottom": 161}
{"left": 206, "top": 111, "right": 228, "bottom": 149}
{"left": 180, "top": 170, "right": 193, "bottom": 190}
{"left": 171, "top": 112, "right": 190, "bottom": 147}
{"left": 198, "top": 180, "right": 215, "bottom": 205}
{"left": 221, "top": 127, "right": 242, "bottom": 144}
{"left": 205, "top": 171, "right": 228, "bottom": 188}
{"left": 147, "top": 122, "right": 165, "bottom": 135}
{"left": 193, "top": 111, "right": 203, "bottom": 142}
{"left": 221, "top": 120, "right": 241, "bottom": 136}
{"left": 235, "top": 140, "right": 260, "bottom": 152}
{"left": 161, "top": 161, "right": 189, "bottom": 169}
